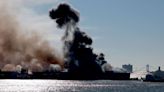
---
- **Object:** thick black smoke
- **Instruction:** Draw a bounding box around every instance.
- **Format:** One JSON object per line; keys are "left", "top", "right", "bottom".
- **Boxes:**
{"left": 50, "top": 3, "right": 103, "bottom": 79}
{"left": 49, "top": 3, "right": 79, "bottom": 28}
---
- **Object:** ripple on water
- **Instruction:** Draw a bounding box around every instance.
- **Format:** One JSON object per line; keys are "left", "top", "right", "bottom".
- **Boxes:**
{"left": 0, "top": 80, "right": 164, "bottom": 92}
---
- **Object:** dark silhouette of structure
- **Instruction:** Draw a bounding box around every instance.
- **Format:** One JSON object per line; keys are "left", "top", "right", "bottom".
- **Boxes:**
{"left": 144, "top": 66, "right": 164, "bottom": 82}
{"left": 0, "top": 3, "right": 130, "bottom": 80}
{"left": 49, "top": 3, "right": 103, "bottom": 79}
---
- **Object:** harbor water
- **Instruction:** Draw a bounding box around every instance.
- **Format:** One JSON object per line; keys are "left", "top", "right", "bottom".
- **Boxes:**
{"left": 0, "top": 80, "right": 164, "bottom": 92}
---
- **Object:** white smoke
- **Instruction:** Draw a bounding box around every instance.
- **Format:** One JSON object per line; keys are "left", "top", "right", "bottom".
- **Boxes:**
{"left": 0, "top": 0, "right": 64, "bottom": 72}
{"left": 102, "top": 63, "right": 113, "bottom": 72}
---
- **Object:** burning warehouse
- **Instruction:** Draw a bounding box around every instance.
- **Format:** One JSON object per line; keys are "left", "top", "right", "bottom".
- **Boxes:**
{"left": 0, "top": 2, "right": 130, "bottom": 80}
{"left": 49, "top": 3, "right": 129, "bottom": 80}
{"left": 49, "top": 3, "right": 130, "bottom": 80}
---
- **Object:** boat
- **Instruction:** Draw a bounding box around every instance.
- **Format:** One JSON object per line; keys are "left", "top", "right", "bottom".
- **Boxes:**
{"left": 143, "top": 67, "right": 164, "bottom": 82}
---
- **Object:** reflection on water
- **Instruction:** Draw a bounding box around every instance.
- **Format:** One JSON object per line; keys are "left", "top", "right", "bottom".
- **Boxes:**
{"left": 0, "top": 80, "right": 164, "bottom": 92}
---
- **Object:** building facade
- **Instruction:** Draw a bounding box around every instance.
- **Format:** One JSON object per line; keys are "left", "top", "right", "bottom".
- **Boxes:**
{"left": 122, "top": 64, "right": 133, "bottom": 73}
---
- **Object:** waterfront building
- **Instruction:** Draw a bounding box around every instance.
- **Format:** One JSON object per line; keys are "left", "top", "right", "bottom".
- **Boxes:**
{"left": 122, "top": 64, "right": 133, "bottom": 73}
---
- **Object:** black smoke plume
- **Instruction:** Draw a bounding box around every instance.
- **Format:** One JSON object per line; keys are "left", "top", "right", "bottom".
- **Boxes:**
{"left": 49, "top": 3, "right": 79, "bottom": 28}
{"left": 50, "top": 3, "right": 103, "bottom": 79}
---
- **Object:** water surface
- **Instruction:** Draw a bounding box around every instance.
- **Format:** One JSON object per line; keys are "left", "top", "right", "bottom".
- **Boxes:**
{"left": 0, "top": 80, "right": 164, "bottom": 92}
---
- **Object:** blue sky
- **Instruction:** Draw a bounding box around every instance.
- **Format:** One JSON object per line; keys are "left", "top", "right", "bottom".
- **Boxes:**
{"left": 10, "top": 0, "right": 164, "bottom": 71}
{"left": 66, "top": 0, "right": 164, "bottom": 71}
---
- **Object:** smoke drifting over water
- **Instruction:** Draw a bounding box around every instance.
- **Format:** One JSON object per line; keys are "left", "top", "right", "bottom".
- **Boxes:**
{"left": 0, "top": 1, "right": 63, "bottom": 72}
